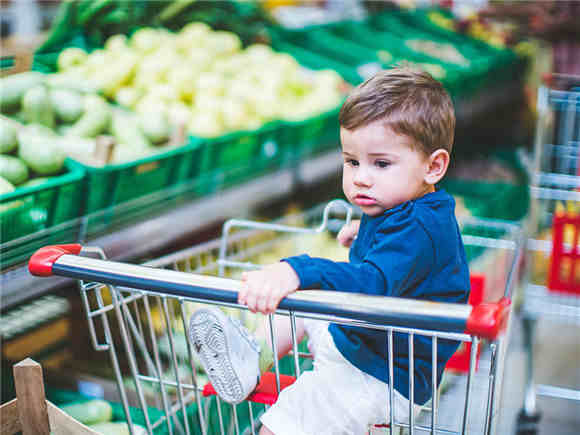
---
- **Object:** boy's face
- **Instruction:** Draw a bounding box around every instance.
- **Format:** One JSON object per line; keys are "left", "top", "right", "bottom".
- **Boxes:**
{"left": 341, "top": 122, "right": 434, "bottom": 217}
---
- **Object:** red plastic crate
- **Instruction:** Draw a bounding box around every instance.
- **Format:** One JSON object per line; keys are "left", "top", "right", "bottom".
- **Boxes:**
{"left": 548, "top": 213, "right": 580, "bottom": 294}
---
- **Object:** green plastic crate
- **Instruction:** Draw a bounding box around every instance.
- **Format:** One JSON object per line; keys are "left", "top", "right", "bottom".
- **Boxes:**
{"left": 441, "top": 150, "right": 529, "bottom": 222}
{"left": 71, "top": 140, "right": 203, "bottom": 233}
{"left": 283, "top": 105, "right": 342, "bottom": 161}
{"left": 0, "top": 160, "right": 85, "bottom": 244}
{"left": 0, "top": 161, "right": 85, "bottom": 269}
{"left": 194, "top": 121, "right": 287, "bottom": 192}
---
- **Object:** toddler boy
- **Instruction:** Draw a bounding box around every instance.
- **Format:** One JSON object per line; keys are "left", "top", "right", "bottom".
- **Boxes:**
{"left": 189, "top": 66, "right": 470, "bottom": 435}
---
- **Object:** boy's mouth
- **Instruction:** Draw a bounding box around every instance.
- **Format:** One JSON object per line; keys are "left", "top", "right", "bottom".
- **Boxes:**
{"left": 353, "top": 194, "right": 377, "bottom": 206}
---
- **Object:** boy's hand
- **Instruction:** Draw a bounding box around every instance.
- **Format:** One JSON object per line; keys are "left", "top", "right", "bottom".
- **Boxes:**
{"left": 239, "top": 262, "right": 300, "bottom": 314}
{"left": 337, "top": 219, "right": 360, "bottom": 248}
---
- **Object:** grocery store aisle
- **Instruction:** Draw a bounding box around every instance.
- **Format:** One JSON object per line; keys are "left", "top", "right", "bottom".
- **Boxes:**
{"left": 498, "top": 307, "right": 580, "bottom": 434}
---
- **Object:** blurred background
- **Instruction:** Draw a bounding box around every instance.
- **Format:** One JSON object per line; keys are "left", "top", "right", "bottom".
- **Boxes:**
{"left": 0, "top": 1, "right": 578, "bottom": 434}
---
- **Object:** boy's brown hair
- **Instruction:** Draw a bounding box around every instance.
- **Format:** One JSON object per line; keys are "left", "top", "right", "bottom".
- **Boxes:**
{"left": 339, "top": 66, "right": 455, "bottom": 155}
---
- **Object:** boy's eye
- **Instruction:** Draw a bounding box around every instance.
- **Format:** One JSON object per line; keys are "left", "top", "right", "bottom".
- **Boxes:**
{"left": 346, "top": 159, "right": 359, "bottom": 167}
{"left": 375, "top": 160, "right": 390, "bottom": 168}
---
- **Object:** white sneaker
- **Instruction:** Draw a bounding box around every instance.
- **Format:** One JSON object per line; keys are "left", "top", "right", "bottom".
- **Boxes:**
{"left": 188, "top": 307, "right": 261, "bottom": 404}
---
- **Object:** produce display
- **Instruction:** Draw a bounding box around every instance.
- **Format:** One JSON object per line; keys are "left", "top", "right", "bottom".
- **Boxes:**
{"left": 0, "top": 71, "right": 183, "bottom": 171}
{"left": 0, "top": 116, "right": 66, "bottom": 191}
{"left": 59, "top": 399, "right": 146, "bottom": 434}
{"left": 53, "top": 24, "right": 345, "bottom": 138}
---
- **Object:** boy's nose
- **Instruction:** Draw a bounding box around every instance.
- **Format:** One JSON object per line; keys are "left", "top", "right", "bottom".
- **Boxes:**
{"left": 353, "top": 167, "right": 372, "bottom": 186}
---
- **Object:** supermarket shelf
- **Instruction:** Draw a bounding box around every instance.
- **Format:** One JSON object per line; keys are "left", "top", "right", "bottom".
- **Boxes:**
{"left": 0, "top": 150, "right": 343, "bottom": 309}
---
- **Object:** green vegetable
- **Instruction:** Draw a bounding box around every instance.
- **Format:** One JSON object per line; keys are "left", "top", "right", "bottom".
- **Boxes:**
{"left": 57, "top": 47, "right": 88, "bottom": 71}
{"left": 158, "top": 0, "right": 198, "bottom": 24}
{"left": 18, "top": 124, "right": 65, "bottom": 175}
{"left": 111, "top": 109, "right": 151, "bottom": 150}
{"left": 50, "top": 89, "right": 84, "bottom": 123}
{"left": 0, "top": 176, "right": 15, "bottom": 195}
{"left": 0, "top": 72, "right": 45, "bottom": 113}
{"left": 67, "top": 95, "right": 111, "bottom": 138}
{"left": 88, "top": 422, "right": 147, "bottom": 435}
{"left": 34, "top": 0, "right": 77, "bottom": 55}
{"left": 77, "top": 0, "right": 115, "bottom": 26}
{"left": 47, "top": 73, "right": 100, "bottom": 94}
{"left": 60, "top": 399, "right": 113, "bottom": 426}
{"left": 0, "top": 118, "right": 18, "bottom": 153}
{"left": 0, "top": 155, "right": 29, "bottom": 185}
{"left": 0, "top": 176, "right": 22, "bottom": 212}
{"left": 58, "top": 135, "right": 96, "bottom": 161}
{"left": 138, "top": 111, "right": 171, "bottom": 145}
{"left": 22, "top": 85, "right": 55, "bottom": 129}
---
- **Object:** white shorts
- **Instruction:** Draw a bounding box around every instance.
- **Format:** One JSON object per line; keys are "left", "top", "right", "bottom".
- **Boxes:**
{"left": 260, "top": 320, "right": 411, "bottom": 435}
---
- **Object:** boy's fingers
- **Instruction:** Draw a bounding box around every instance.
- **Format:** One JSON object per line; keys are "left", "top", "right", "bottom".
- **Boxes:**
{"left": 257, "top": 295, "right": 268, "bottom": 314}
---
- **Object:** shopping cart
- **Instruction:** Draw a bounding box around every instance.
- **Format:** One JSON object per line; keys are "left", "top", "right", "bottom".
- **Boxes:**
{"left": 28, "top": 200, "right": 523, "bottom": 435}
{"left": 517, "top": 82, "right": 580, "bottom": 434}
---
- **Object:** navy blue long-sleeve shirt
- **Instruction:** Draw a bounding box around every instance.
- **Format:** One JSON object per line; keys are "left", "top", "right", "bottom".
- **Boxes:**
{"left": 284, "top": 189, "right": 470, "bottom": 405}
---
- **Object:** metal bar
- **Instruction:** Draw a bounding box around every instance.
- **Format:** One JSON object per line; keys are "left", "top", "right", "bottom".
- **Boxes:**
{"left": 110, "top": 286, "right": 153, "bottom": 433}
{"left": 143, "top": 295, "right": 175, "bottom": 435}
{"left": 290, "top": 312, "right": 301, "bottom": 378}
{"left": 179, "top": 300, "right": 207, "bottom": 435}
{"left": 409, "top": 332, "right": 415, "bottom": 435}
{"left": 388, "top": 329, "right": 394, "bottom": 435}
{"left": 461, "top": 337, "right": 479, "bottom": 434}
{"left": 484, "top": 344, "right": 497, "bottom": 435}
{"left": 93, "top": 284, "right": 135, "bottom": 432}
{"left": 51, "top": 256, "right": 476, "bottom": 336}
{"left": 431, "top": 336, "right": 438, "bottom": 434}
{"left": 161, "top": 297, "right": 191, "bottom": 435}
{"left": 269, "top": 314, "right": 281, "bottom": 394}
{"left": 536, "top": 385, "right": 580, "bottom": 401}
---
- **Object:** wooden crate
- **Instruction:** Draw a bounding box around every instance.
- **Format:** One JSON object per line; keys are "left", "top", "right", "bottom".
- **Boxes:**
{"left": 0, "top": 358, "right": 98, "bottom": 435}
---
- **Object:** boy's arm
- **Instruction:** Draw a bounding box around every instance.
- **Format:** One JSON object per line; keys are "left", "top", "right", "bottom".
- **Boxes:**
{"left": 239, "top": 262, "right": 300, "bottom": 314}
{"left": 285, "top": 221, "right": 435, "bottom": 297}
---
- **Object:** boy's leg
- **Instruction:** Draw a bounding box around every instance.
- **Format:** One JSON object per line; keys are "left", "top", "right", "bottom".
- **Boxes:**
{"left": 189, "top": 308, "right": 306, "bottom": 404}
{"left": 254, "top": 314, "right": 306, "bottom": 361}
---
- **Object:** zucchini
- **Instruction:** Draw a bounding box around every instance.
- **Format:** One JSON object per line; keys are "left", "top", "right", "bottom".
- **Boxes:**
{"left": 67, "top": 95, "right": 111, "bottom": 138}
{"left": 22, "top": 85, "right": 55, "bottom": 129}
{"left": 47, "top": 73, "right": 100, "bottom": 94}
{"left": 87, "top": 422, "right": 147, "bottom": 435}
{"left": 111, "top": 108, "right": 151, "bottom": 150}
{"left": 0, "top": 175, "right": 15, "bottom": 195}
{"left": 60, "top": 399, "right": 113, "bottom": 426}
{"left": 0, "top": 155, "right": 29, "bottom": 185}
{"left": 50, "top": 88, "right": 84, "bottom": 123}
{"left": 0, "top": 72, "right": 45, "bottom": 113}
{"left": 18, "top": 124, "right": 65, "bottom": 175}
{"left": 138, "top": 111, "right": 171, "bottom": 145}
{"left": 0, "top": 117, "right": 18, "bottom": 153}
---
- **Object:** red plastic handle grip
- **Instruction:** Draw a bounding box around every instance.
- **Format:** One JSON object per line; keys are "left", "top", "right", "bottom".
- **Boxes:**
{"left": 465, "top": 297, "right": 511, "bottom": 340}
{"left": 28, "top": 244, "right": 83, "bottom": 277}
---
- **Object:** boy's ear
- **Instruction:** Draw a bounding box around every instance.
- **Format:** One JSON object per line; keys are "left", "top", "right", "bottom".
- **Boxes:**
{"left": 424, "top": 149, "right": 450, "bottom": 185}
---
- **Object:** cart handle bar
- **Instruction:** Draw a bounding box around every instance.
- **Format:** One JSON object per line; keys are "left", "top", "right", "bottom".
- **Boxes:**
{"left": 29, "top": 245, "right": 510, "bottom": 340}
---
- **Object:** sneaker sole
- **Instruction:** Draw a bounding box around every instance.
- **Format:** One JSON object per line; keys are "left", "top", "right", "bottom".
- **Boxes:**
{"left": 189, "top": 308, "right": 245, "bottom": 404}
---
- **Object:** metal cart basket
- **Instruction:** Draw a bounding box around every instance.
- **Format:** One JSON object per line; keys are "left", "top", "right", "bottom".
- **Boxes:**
{"left": 518, "top": 82, "right": 580, "bottom": 433}
{"left": 29, "top": 200, "right": 523, "bottom": 435}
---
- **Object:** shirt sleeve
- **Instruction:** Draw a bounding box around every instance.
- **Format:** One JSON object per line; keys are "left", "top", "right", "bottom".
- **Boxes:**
{"left": 283, "top": 214, "right": 435, "bottom": 297}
